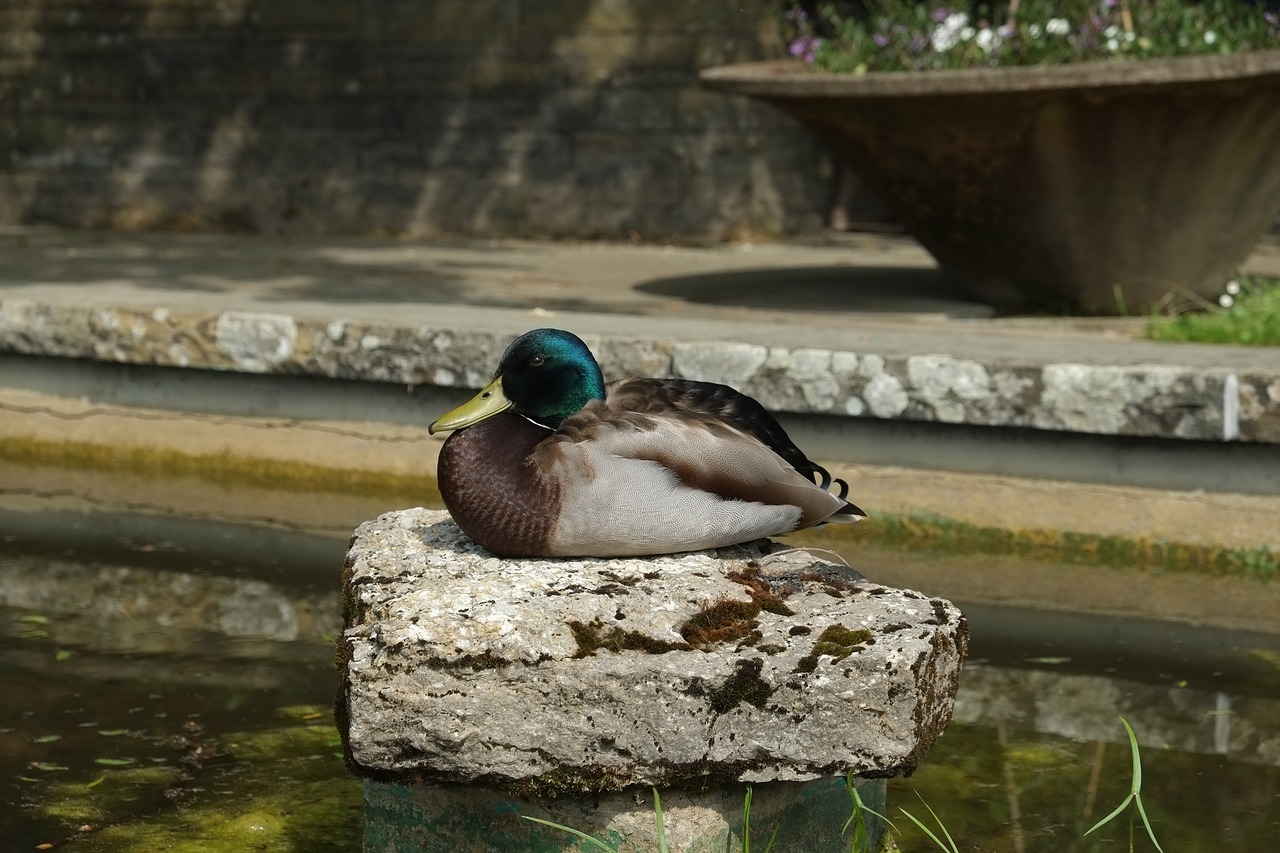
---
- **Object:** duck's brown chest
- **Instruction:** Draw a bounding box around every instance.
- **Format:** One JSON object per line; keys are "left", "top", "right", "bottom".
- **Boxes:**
{"left": 437, "top": 414, "right": 561, "bottom": 557}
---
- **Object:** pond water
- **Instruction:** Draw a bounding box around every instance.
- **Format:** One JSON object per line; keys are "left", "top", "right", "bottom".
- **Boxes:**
{"left": 2, "top": 470, "right": 1278, "bottom": 852}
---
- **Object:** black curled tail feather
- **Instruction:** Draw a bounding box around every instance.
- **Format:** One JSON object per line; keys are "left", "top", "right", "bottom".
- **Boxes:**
{"left": 805, "top": 462, "right": 850, "bottom": 500}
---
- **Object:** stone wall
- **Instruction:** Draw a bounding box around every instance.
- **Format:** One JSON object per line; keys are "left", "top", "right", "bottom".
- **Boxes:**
{"left": 0, "top": 0, "right": 834, "bottom": 239}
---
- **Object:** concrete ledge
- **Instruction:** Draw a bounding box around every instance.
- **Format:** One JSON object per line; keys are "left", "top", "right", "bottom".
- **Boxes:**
{"left": 3, "top": 232, "right": 1279, "bottom": 446}
{"left": 3, "top": 296, "right": 1278, "bottom": 443}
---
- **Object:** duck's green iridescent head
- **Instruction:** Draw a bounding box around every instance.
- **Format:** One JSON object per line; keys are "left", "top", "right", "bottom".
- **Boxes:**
{"left": 428, "top": 329, "right": 606, "bottom": 433}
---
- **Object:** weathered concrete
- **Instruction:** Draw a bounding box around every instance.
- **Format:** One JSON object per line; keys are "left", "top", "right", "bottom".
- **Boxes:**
{"left": 339, "top": 508, "right": 967, "bottom": 790}
{"left": 3, "top": 232, "right": 1280, "bottom": 444}
{"left": 0, "top": 297, "right": 1271, "bottom": 441}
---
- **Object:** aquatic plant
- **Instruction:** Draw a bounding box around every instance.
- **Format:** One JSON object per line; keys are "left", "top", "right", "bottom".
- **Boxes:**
{"left": 1085, "top": 717, "right": 1166, "bottom": 852}
{"left": 521, "top": 718, "right": 1168, "bottom": 852}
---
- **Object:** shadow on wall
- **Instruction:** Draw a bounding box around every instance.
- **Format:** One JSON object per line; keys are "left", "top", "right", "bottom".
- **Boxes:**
{"left": 1, "top": 1, "right": 834, "bottom": 240}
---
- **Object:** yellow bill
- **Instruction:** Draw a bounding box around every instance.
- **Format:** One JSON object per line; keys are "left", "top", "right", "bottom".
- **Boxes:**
{"left": 428, "top": 377, "right": 513, "bottom": 434}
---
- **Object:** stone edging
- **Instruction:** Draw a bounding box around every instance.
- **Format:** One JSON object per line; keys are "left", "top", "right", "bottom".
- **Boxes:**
{"left": 2, "top": 298, "right": 1276, "bottom": 443}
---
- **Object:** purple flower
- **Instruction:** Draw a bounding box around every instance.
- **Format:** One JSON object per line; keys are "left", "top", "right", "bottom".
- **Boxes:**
{"left": 932, "top": 7, "right": 951, "bottom": 23}
{"left": 788, "top": 34, "right": 823, "bottom": 63}
{"left": 874, "top": 33, "right": 890, "bottom": 47}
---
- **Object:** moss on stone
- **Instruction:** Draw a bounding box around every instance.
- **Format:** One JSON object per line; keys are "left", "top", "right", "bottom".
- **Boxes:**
{"left": 707, "top": 658, "right": 773, "bottom": 713}
{"left": 726, "top": 570, "right": 796, "bottom": 616}
{"left": 567, "top": 619, "right": 691, "bottom": 658}
{"left": 678, "top": 598, "right": 762, "bottom": 649}
{"left": 793, "top": 624, "right": 874, "bottom": 674}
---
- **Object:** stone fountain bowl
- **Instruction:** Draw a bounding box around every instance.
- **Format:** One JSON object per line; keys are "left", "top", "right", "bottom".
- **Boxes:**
{"left": 702, "top": 52, "right": 1280, "bottom": 314}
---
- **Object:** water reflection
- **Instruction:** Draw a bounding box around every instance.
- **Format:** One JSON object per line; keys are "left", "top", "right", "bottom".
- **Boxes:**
{"left": 2, "top": 476, "right": 1278, "bottom": 850}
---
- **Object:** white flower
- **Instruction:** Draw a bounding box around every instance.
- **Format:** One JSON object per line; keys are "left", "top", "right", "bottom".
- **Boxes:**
{"left": 1226, "top": 280, "right": 1241, "bottom": 295}
{"left": 1104, "top": 25, "right": 1120, "bottom": 39}
{"left": 1107, "top": 37, "right": 1119, "bottom": 51}
{"left": 1204, "top": 30, "right": 1217, "bottom": 45}
{"left": 960, "top": 26, "right": 976, "bottom": 42}
{"left": 1029, "top": 23, "right": 1043, "bottom": 38}
{"left": 1219, "top": 294, "right": 1235, "bottom": 308}
{"left": 1046, "top": 18, "right": 1071, "bottom": 36}
{"left": 975, "top": 27, "right": 998, "bottom": 53}
{"left": 931, "top": 13, "right": 970, "bottom": 52}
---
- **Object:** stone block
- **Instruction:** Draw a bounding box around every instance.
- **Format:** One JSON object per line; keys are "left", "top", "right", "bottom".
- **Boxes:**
{"left": 338, "top": 508, "right": 968, "bottom": 789}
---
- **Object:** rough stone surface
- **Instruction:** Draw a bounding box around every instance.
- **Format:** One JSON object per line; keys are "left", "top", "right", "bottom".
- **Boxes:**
{"left": 4, "top": 295, "right": 1276, "bottom": 442}
{"left": 339, "top": 508, "right": 968, "bottom": 792}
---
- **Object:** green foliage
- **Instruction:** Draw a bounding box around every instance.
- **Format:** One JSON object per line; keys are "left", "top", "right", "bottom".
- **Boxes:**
{"left": 842, "top": 774, "right": 895, "bottom": 852}
{"left": 1085, "top": 717, "right": 1166, "bottom": 852}
{"left": 1145, "top": 275, "right": 1280, "bottom": 346}
{"left": 522, "top": 789, "right": 673, "bottom": 853}
{"left": 522, "top": 720, "right": 1170, "bottom": 852}
{"left": 783, "top": 0, "right": 1280, "bottom": 73}
{"left": 898, "top": 792, "right": 961, "bottom": 852}
{"left": 521, "top": 815, "right": 620, "bottom": 852}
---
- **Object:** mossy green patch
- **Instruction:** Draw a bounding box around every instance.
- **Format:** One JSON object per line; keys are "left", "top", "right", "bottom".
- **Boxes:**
{"left": 567, "top": 619, "right": 691, "bottom": 658}
{"left": 726, "top": 569, "right": 795, "bottom": 616}
{"left": 678, "top": 598, "right": 762, "bottom": 649}
{"left": 0, "top": 436, "right": 437, "bottom": 503}
{"left": 41, "top": 766, "right": 185, "bottom": 824}
{"left": 707, "top": 658, "right": 773, "bottom": 713}
{"left": 799, "top": 511, "right": 1279, "bottom": 581}
{"left": 30, "top": 705, "right": 361, "bottom": 852}
{"left": 794, "top": 625, "right": 874, "bottom": 674}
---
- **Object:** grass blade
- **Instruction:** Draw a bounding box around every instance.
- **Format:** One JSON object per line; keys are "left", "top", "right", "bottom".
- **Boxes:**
{"left": 921, "top": 796, "right": 958, "bottom": 853}
{"left": 1133, "top": 793, "right": 1166, "bottom": 853}
{"left": 653, "top": 788, "right": 669, "bottom": 853}
{"left": 521, "top": 816, "right": 618, "bottom": 852}
{"left": 1085, "top": 793, "right": 1134, "bottom": 837}
{"left": 842, "top": 774, "right": 896, "bottom": 833}
{"left": 1084, "top": 716, "right": 1165, "bottom": 853}
{"left": 743, "top": 785, "right": 753, "bottom": 853}
{"left": 761, "top": 820, "right": 781, "bottom": 853}
{"left": 1122, "top": 717, "right": 1143, "bottom": 793}
{"left": 898, "top": 807, "right": 957, "bottom": 853}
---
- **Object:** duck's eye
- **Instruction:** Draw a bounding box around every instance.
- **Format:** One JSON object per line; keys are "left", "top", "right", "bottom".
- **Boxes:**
{"left": 529, "top": 355, "right": 546, "bottom": 368}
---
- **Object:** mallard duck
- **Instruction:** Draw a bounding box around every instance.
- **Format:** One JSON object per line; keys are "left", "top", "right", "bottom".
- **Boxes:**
{"left": 428, "top": 328, "right": 864, "bottom": 558}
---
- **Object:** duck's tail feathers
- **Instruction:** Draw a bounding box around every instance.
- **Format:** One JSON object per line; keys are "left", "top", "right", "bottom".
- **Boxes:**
{"left": 827, "top": 501, "right": 866, "bottom": 522}
{"left": 805, "top": 463, "right": 852, "bottom": 499}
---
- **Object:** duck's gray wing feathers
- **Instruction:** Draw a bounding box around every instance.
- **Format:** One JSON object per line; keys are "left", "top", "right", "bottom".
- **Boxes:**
{"left": 532, "top": 405, "right": 853, "bottom": 557}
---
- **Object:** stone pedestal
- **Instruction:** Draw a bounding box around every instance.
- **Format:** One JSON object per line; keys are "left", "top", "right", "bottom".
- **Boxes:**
{"left": 337, "top": 508, "right": 968, "bottom": 852}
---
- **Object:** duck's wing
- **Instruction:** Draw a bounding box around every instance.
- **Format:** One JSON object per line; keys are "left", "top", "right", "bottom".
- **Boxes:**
{"left": 606, "top": 377, "right": 855, "bottom": 501}
{"left": 529, "top": 402, "right": 860, "bottom": 557}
